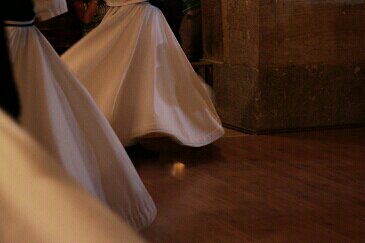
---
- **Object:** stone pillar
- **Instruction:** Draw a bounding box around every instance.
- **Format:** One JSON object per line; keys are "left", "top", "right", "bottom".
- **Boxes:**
{"left": 257, "top": 0, "right": 365, "bottom": 131}
{"left": 202, "top": 0, "right": 365, "bottom": 133}
{"left": 201, "top": 0, "right": 260, "bottom": 132}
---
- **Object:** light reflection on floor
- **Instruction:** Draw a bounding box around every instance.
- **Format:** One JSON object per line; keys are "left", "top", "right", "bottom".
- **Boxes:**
{"left": 170, "top": 161, "right": 186, "bottom": 180}
{"left": 135, "top": 128, "right": 365, "bottom": 242}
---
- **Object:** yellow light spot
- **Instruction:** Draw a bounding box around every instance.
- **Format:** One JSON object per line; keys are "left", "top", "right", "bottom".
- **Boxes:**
{"left": 171, "top": 162, "right": 186, "bottom": 179}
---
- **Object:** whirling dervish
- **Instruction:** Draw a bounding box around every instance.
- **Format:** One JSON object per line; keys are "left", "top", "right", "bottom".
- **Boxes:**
{"left": 0, "top": 110, "right": 147, "bottom": 243}
{"left": 62, "top": 0, "right": 225, "bottom": 147}
{"left": 3, "top": 0, "right": 156, "bottom": 229}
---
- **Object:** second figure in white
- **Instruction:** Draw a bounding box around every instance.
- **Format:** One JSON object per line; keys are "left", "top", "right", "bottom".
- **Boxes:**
{"left": 62, "top": 0, "right": 225, "bottom": 147}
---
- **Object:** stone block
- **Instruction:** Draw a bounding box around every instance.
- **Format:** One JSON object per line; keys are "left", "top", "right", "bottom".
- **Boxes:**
{"left": 214, "top": 64, "right": 260, "bottom": 131}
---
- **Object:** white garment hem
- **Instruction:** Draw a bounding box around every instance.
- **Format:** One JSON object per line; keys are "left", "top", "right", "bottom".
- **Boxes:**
{"left": 122, "top": 126, "right": 225, "bottom": 147}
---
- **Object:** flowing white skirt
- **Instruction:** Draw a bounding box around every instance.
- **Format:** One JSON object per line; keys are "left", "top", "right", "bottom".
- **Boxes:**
{"left": 62, "top": 3, "right": 224, "bottom": 146}
{"left": 5, "top": 25, "right": 156, "bottom": 229}
{"left": 0, "top": 110, "right": 145, "bottom": 243}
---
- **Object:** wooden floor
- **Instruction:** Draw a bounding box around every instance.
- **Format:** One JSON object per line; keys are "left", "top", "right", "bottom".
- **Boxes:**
{"left": 134, "top": 128, "right": 365, "bottom": 243}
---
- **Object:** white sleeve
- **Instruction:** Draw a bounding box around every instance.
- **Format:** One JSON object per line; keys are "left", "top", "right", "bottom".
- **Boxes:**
{"left": 105, "top": 0, "right": 148, "bottom": 7}
{"left": 33, "top": 0, "right": 68, "bottom": 21}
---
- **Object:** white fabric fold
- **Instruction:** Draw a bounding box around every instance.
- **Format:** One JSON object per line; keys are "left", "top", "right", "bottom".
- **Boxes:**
{"left": 105, "top": 0, "right": 148, "bottom": 7}
{"left": 0, "top": 110, "right": 145, "bottom": 243}
{"left": 5, "top": 12, "right": 156, "bottom": 229}
{"left": 33, "top": 0, "right": 68, "bottom": 21}
{"left": 62, "top": 3, "right": 224, "bottom": 147}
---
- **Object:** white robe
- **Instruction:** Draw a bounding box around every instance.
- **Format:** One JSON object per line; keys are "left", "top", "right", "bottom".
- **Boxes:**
{"left": 105, "top": 0, "right": 148, "bottom": 6}
{"left": 5, "top": 0, "right": 156, "bottom": 229}
{"left": 62, "top": 1, "right": 224, "bottom": 147}
{"left": 0, "top": 110, "right": 145, "bottom": 243}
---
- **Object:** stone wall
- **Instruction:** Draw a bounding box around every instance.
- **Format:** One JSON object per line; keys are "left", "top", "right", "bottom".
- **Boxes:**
{"left": 202, "top": 0, "right": 260, "bottom": 132}
{"left": 202, "top": 0, "right": 365, "bottom": 132}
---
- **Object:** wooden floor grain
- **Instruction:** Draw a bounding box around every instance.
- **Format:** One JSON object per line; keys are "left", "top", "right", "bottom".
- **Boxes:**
{"left": 135, "top": 129, "right": 365, "bottom": 243}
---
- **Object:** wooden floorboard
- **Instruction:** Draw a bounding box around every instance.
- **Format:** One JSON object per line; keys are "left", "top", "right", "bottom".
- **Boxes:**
{"left": 135, "top": 128, "right": 365, "bottom": 243}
